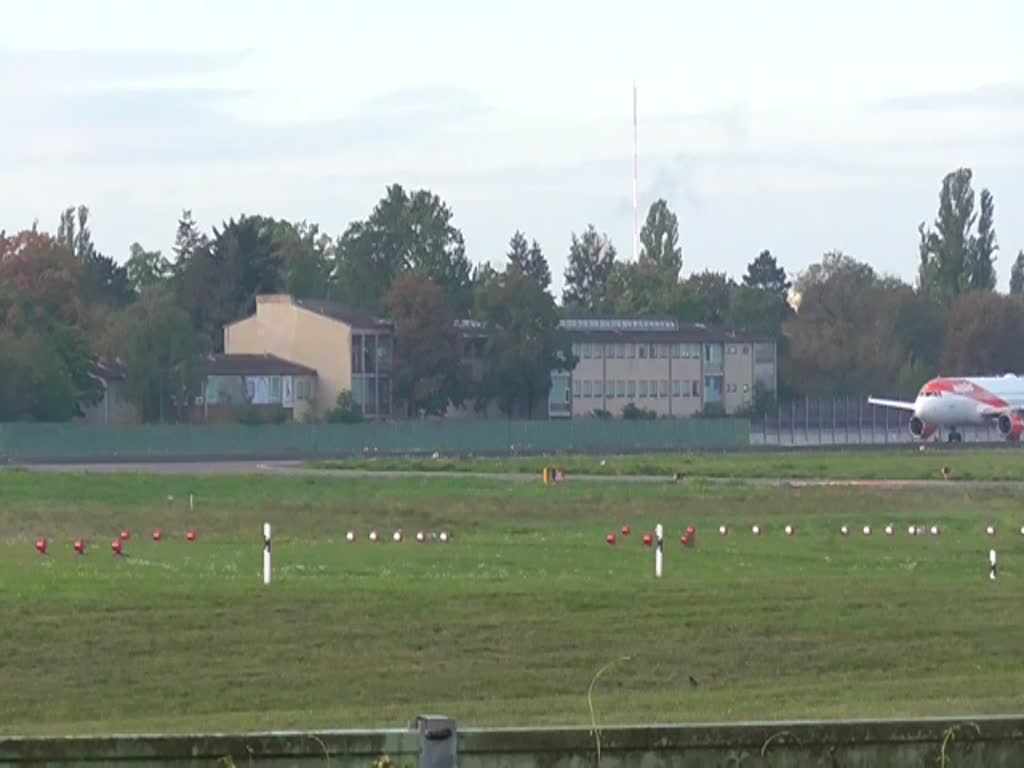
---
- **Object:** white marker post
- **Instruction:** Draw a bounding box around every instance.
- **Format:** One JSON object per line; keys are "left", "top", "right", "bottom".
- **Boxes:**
{"left": 263, "top": 523, "right": 272, "bottom": 586}
{"left": 655, "top": 523, "right": 664, "bottom": 579}
{"left": 990, "top": 549, "right": 997, "bottom": 581}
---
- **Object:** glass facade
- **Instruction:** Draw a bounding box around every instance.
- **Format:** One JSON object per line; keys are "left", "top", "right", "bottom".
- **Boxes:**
{"left": 351, "top": 333, "right": 392, "bottom": 418}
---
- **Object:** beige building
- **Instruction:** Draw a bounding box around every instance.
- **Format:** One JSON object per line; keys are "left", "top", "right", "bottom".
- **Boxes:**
{"left": 224, "top": 295, "right": 393, "bottom": 420}
{"left": 560, "top": 318, "right": 776, "bottom": 418}
{"left": 196, "top": 354, "right": 319, "bottom": 423}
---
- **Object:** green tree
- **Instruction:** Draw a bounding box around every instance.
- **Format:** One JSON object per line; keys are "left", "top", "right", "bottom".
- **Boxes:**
{"left": 941, "top": 292, "right": 1024, "bottom": 374}
{"left": 743, "top": 250, "right": 790, "bottom": 297}
{"left": 383, "top": 272, "right": 468, "bottom": 417}
{"left": 0, "top": 230, "right": 102, "bottom": 416}
{"left": 333, "top": 185, "right": 472, "bottom": 313}
{"left": 968, "top": 188, "right": 997, "bottom": 291}
{"left": 125, "top": 242, "right": 170, "bottom": 293}
{"left": 110, "top": 286, "right": 209, "bottom": 422}
{"left": 476, "top": 268, "right": 574, "bottom": 417}
{"left": 607, "top": 261, "right": 681, "bottom": 316}
{"left": 171, "top": 209, "right": 208, "bottom": 272}
{"left": 56, "top": 205, "right": 133, "bottom": 307}
{"left": 0, "top": 331, "right": 77, "bottom": 421}
{"left": 326, "top": 390, "right": 363, "bottom": 423}
{"left": 177, "top": 215, "right": 281, "bottom": 351}
{"left": 785, "top": 252, "right": 915, "bottom": 397}
{"left": 506, "top": 231, "right": 552, "bottom": 291}
{"left": 638, "top": 199, "right": 682, "bottom": 277}
{"left": 271, "top": 220, "right": 333, "bottom": 299}
{"left": 1010, "top": 250, "right": 1024, "bottom": 296}
{"left": 562, "top": 225, "right": 617, "bottom": 313}
{"left": 918, "top": 168, "right": 997, "bottom": 300}
{"left": 685, "top": 270, "right": 735, "bottom": 324}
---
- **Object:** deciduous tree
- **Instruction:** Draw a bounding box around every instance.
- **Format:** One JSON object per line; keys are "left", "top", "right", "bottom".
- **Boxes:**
{"left": 383, "top": 273, "right": 468, "bottom": 417}
{"left": 476, "top": 268, "right": 573, "bottom": 417}
{"left": 1010, "top": 250, "right": 1024, "bottom": 296}
{"left": 941, "top": 292, "right": 1024, "bottom": 374}
{"left": 562, "top": 225, "right": 616, "bottom": 313}
{"left": 506, "top": 231, "right": 552, "bottom": 291}
{"left": 638, "top": 199, "right": 682, "bottom": 277}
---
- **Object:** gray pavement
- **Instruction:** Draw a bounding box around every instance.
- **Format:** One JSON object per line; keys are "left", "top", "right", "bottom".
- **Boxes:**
{"left": 9, "top": 460, "right": 1024, "bottom": 492}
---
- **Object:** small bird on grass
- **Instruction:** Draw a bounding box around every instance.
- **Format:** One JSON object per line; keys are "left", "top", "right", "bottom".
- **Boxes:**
{"left": 689, "top": 675, "right": 700, "bottom": 689}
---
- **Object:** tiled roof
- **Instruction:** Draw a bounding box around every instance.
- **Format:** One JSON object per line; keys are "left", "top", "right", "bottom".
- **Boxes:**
{"left": 294, "top": 299, "right": 392, "bottom": 330}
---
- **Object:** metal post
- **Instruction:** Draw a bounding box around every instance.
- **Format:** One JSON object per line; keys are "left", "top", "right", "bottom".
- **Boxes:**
{"left": 818, "top": 398, "right": 823, "bottom": 446}
{"left": 411, "top": 716, "right": 457, "bottom": 768}
{"left": 762, "top": 411, "right": 768, "bottom": 445}
{"left": 791, "top": 400, "right": 796, "bottom": 445}
{"left": 832, "top": 399, "right": 837, "bottom": 445}
{"left": 845, "top": 399, "right": 850, "bottom": 444}
{"left": 858, "top": 399, "right": 863, "bottom": 444}
{"left": 872, "top": 403, "right": 876, "bottom": 444}
{"left": 804, "top": 396, "right": 809, "bottom": 444}
{"left": 777, "top": 405, "right": 782, "bottom": 445}
{"left": 885, "top": 408, "right": 889, "bottom": 443}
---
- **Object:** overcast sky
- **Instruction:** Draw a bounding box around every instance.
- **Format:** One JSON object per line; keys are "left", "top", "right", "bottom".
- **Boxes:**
{"left": 2, "top": 0, "right": 1022, "bottom": 294}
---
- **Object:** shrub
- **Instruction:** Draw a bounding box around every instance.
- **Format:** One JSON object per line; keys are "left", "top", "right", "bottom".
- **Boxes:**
{"left": 326, "top": 390, "right": 363, "bottom": 424}
{"left": 622, "top": 403, "right": 656, "bottom": 420}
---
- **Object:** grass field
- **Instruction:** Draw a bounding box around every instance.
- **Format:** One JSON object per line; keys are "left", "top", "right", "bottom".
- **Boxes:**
{"left": 308, "top": 447, "right": 1024, "bottom": 481}
{"left": 1, "top": 469, "right": 1023, "bottom": 736}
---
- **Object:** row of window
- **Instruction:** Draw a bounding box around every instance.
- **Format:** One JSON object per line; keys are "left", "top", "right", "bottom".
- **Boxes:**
{"left": 572, "top": 342, "right": 752, "bottom": 361}
{"left": 574, "top": 379, "right": 751, "bottom": 399}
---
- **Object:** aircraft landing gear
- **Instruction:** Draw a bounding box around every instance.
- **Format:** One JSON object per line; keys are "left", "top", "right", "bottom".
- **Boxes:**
{"left": 947, "top": 429, "right": 963, "bottom": 444}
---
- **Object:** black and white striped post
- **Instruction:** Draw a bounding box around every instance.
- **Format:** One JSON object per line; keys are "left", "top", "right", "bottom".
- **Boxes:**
{"left": 655, "top": 523, "right": 664, "bottom": 579}
{"left": 990, "top": 549, "right": 997, "bottom": 581}
{"left": 263, "top": 523, "right": 272, "bottom": 586}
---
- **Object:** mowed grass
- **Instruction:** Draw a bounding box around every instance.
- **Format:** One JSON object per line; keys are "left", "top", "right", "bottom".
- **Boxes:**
{"left": 1, "top": 470, "right": 1024, "bottom": 736}
{"left": 309, "top": 446, "right": 1024, "bottom": 481}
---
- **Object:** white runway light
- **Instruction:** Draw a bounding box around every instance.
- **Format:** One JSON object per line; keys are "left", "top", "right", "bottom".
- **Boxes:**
{"left": 719, "top": 525, "right": 728, "bottom": 536}
{"left": 784, "top": 525, "right": 794, "bottom": 536}
{"left": 930, "top": 525, "right": 940, "bottom": 536}
{"left": 885, "top": 524, "right": 894, "bottom": 536}
{"left": 345, "top": 530, "right": 356, "bottom": 542}
{"left": 369, "top": 530, "right": 379, "bottom": 542}
{"left": 392, "top": 530, "right": 403, "bottom": 543}
{"left": 655, "top": 523, "right": 664, "bottom": 579}
{"left": 990, "top": 549, "right": 997, "bottom": 581}
{"left": 863, "top": 525, "right": 872, "bottom": 536}
{"left": 986, "top": 525, "right": 996, "bottom": 536}
{"left": 840, "top": 525, "right": 849, "bottom": 536}
{"left": 752, "top": 524, "right": 762, "bottom": 536}
{"left": 908, "top": 525, "right": 918, "bottom": 536}
{"left": 263, "top": 523, "right": 271, "bottom": 586}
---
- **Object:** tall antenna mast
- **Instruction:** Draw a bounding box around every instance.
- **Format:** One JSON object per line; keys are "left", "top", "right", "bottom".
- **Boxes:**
{"left": 632, "top": 80, "right": 639, "bottom": 262}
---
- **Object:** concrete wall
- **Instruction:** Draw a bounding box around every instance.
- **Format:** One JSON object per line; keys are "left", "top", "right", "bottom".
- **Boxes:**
{"left": 2, "top": 716, "right": 1022, "bottom": 767}
{"left": 723, "top": 342, "right": 755, "bottom": 413}
{"left": 224, "top": 296, "right": 351, "bottom": 418}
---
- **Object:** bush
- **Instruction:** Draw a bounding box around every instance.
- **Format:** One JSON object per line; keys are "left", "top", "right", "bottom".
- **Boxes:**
{"left": 326, "top": 390, "right": 363, "bottom": 424}
{"left": 592, "top": 409, "right": 612, "bottom": 420}
{"left": 237, "top": 404, "right": 288, "bottom": 425}
{"left": 622, "top": 403, "right": 656, "bottom": 420}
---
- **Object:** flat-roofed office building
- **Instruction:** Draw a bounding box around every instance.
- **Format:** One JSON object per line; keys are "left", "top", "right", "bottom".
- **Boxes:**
{"left": 548, "top": 317, "right": 776, "bottom": 419}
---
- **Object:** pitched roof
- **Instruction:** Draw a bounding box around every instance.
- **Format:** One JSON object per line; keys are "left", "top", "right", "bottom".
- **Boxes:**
{"left": 205, "top": 354, "right": 317, "bottom": 377}
{"left": 293, "top": 298, "right": 392, "bottom": 330}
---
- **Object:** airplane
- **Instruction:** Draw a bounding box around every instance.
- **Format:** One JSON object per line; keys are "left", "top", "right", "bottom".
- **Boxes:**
{"left": 868, "top": 374, "right": 1024, "bottom": 443}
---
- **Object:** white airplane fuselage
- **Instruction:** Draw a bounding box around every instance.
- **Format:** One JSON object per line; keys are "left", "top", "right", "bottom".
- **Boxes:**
{"left": 868, "top": 375, "right": 1024, "bottom": 442}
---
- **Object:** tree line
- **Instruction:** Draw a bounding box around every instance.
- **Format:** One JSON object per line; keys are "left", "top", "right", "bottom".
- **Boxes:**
{"left": 0, "top": 166, "right": 1020, "bottom": 423}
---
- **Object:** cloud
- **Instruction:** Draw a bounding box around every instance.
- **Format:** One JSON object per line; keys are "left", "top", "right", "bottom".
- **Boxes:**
{"left": 0, "top": 48, "right": 251, "bottom": 86}
{"left": 878, "top": 81, "right": 1024, "bottom": 112}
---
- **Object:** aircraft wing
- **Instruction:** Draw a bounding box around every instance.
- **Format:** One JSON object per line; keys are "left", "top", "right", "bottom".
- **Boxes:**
{"left": 866, "top": 397, "right": 916, "bottom": 411}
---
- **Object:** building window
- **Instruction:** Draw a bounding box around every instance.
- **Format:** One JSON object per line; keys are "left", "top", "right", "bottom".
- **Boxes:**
{"left": 681, "top": 380, "right": 689, "bottom": 397}
{"left": 754, "top": 343, "right": 775, "bottom": 364}
{"left": 742, "top": 345, "right": 749, "bottom": 355}
{"left": 727, "top": 383, "right": 737, "bottom": 393}
{"left": 270, "top": 376, "right": 282, "bottom": 402}
{"left": 672, "top": 380, "right": 681, "bottom": 397}
{"left": 573, "top": 379, "right": 581, "bottom": 398}
{"left": 583, "top": 380, "right": 592, "bottom": 397}
{"left": 627, "top": 380, "right": 636, "bottom": 398}
{"left": 352, "top": 335, "right": 364, "bottom": 374}
{"left": 692, "top": 380, "right": 700, "bottom": 397}
{"left": 648, "top": 344, "right": 657, "bottom": 359}
{"left": 616, "top": 380, "right": 625, "bottom": 398}
{"left": 660, "top": 380, "right": 668, "bottom": 397}
{"left": 729, "top": 345, "right": 737, "bottom": 355}
{"left": 627, "top": 343, "right": 636, "bottom": 359}
{"left": 743, "top": 383, "right": 750, "bottom": 393}
{"left": 658, "top": 344, "right": 669, "bottom": 359}
{"left": 572, "top": 343, "right": 581, "bottom": 358}
{"left": 605, "top": 344, "right": 615, "bottom": 358}
{"left": 638, "top": 344, "right": 648, "bottom": 359}
{"left": 594, "top": 380, "right": 603, "bottom": 398}
{"left": 639, "top": 380, "right": 648, "bottom": 398}
{"left": 649, "top": 380, "right": 658, "bottom": 399}
{"left": 615, "top": 344, "right": 625, "bottom": 359}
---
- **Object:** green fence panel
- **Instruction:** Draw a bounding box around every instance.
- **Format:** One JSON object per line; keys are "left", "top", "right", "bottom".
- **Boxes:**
{"left": 0, "top": 418, "right": 749, "bottom": 462}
